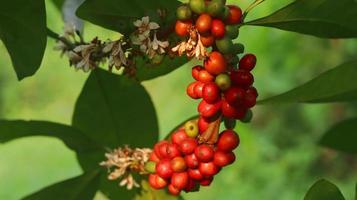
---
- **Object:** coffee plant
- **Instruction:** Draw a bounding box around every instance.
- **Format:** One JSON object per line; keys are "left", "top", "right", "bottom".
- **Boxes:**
{"left": 0, "top": 0, "right": 356, "bottom": 199}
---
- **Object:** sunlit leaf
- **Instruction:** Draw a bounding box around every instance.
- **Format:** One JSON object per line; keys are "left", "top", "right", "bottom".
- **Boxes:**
{"left": 245, "top": 0, "right": 357, "bottom": 38}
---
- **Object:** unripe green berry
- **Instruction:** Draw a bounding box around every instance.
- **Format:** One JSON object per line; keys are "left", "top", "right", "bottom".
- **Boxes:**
{"left": 189, "top": 0, "right": 206, "bottom": 14}
{"left": 184, "top": 120, "right": 199, "bottom": 138}
{"left": 221, "top": 6, "right": 230, "bottom": 20}
{"left": 233, "top": 43, "right": 245, "bottom": 54}
{"left": 145, "top": 161, "right": 156, "bottom": 173}
{"left": 207, "top": 0, "right": 225, "bottom": 17}
{"left": 176, "top": 5, "right": 192, "bottom": 21}
{"left": 215, "top": 73, "right": 231, "bottom": 91}
{"left": 224, "top": 117, "right": 236, "bottom": 130}
{"left": 241, "top": 109, "right": 253, "bottom": 123}
{"left": 225, "top": 25, "right": 239, "bottom": 39}
{"left": 215, "top": 37, "right": 234, "bottom": 54}
{"left": 229, "top": 55, "right": 240, "bottom": 65}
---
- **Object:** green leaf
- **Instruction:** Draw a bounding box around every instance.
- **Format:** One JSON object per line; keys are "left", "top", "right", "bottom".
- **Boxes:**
{"left": 76, "top": 0, "right": 180, "bottom": 34}
{"left": 23, "top": 170, "right": 101, "bottom": 200}
{"left": 134, "top": 180, "right": 184, "bottom": 200}
{"left": 304, "top": 179, "right": 345, "bottom": 200}
{"left": 319, "top": 118, "right": 357, "bottom": 154}
{"left": 0, "top": 0, "right": 47, "bottom": 80}
{"left": 52, "top": 0, "right": 65, "bottom": 10}
{"left": 258, "top": 60, "right": 357, "bottom": 104}
{"left": 72, "top": 68, "right": 158, "bottom": 166}
{"left": 0, "top": 120, "right": 100, "bottom": 153}
{"left": 355, "top": 183, "right": 357, "bottom": 200}
{"left": 245, "top": 0, "right": 357, "bottom": 38}
{"left": 135, "top": 56, "right": 189, "bottom": 82}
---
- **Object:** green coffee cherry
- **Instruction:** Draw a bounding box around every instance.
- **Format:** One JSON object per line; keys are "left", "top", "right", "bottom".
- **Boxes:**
{"left": 224, "top": 117, "right": 237, "bottom": 130}
{"left": 184, "top": 120, "right": 199, "bottom": 138}
{"left": 144, "top": 161, "right": 156, "bottom": 173}
{"left": 215, "top": 73, "right": 231, "bottom": 91}
{"left": 230, "top": 55, "right": 240, "bottom": 65}
{"left": 207, "top": 0, "right": 225, "bottom": 17}
{"left": 216, "top": 37, "right": 234, "bottom": 54}
{"left": 225, "top": 25, "right": 239, "bottom": 39}
{"left": 221, "top": 6, "right": 230, "bottom": 20}
{"left": 189, "top": 0, "right": 206, "bottom": 14}
{"left": 176, "top": 5, "right": 192, "bottom": 21}
{"left": 233, "top": 43, "right": 245, "bottom": 54}
{"left": 241, "top": 109, "right": 253, "bottom": 123}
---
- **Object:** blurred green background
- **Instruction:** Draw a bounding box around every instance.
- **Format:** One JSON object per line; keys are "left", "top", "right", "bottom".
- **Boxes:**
{"left": 0, "top": 0, "right": 356, "bottom": 199}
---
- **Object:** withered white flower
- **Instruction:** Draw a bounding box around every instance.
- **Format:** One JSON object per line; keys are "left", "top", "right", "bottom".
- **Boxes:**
{"left": 71, "top": 44, "right": 97, "bottom": 72}
{"left": 133, "top": 16, "right": 160, "bottom": 35}
{"left": 172, "top": 28, "right": 208, "bottom": 60}
{"left": 151, "top": 33, "right": 169, "bottom": 54}
{"left": 103, "top": 40, "right": 128, "bottom": 70}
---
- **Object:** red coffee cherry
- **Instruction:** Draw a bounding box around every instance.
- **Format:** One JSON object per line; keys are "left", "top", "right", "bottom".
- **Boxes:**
{"left": 171, "top": 130, "right": 189, "bottom": 146}
{"left": 168, "top": 184, "right": 181, "bottom": 196}
{"left": 175, "top": 20, "right": 192, "bottom": 37}
{"left": 154, "top": 141, "right": 170, "bottom": 159}
{"left": 198, "top": 116, "right": 210, "bottom": 133}
{"left": 224, "top": 87, "right": 245, "bottom": 106}
{"left": 200, "top": 176, "right": 213, "bottom": 186}
{"left": 198, "top": 69, "right": 215, "bottom": 83}
{"left": 230, "top": 70, "right": 254, "bottom": 87}
{"left": 204, "top": 51, "right": 227, "bottom": 75}
{"left": 156, "top": 159, "right": 174, "bottom": 179}
{"left": 246, "top": 86, "right": 258, "bottom": 98}
{"left": 213, "top": 151, "right": 236, "bottom": 167}
{"left": 194, "top": 81, "right": 205, "bottom": 98}
{"left": 192, "top": 65, "right": 203, "bottom": 80}
{"left": 198, "top": 100, "right": 222, "bottom": 118}
{"left": 226, "top": 5, "right": 242, "bottom": 25}
{"left": 243, "top": 91, "right": 257, "bottom": 108}
{"left": 196, "top": 13, "right": 212, "bottom": 34}
{"left": 149, "top": 174, "right": 168, "bottom": 189}
{"left": 184, "top": 178, "right": 198, "bottom": 192}
{"left": 217, "top": 130, "right": 240, "bottom": 152}
{"left": 221, "top": 99, "right": 240, "bottom": 119}
{"left": 211, "top": 19, "right": 226, "bottom": 39}
{"left": 188, "top": 168, "right": 204, "bottom": 180}
{"left": 200, "top": 34, "right": 215, "bottom": 47}
{"left": 195, "top": 144, "right": 215, "bottom": 162}
{"left": 199, "top": 162, "right": 220, "bottom": 176}
{"left": 171, "top": 157, "right": 187, "bottom": 172}
{"left": 166, "top": 143, "right": 181, "bottom": 159}
{"left": 239, "top": 54, "right": 257, "bottom": 71}
{"left": 179, "top": 138, "right": 198, "bottom": 154}
{"left": 185, "top": 153, "right": 200, "bottom": 169}
{"left": 149, "top": 152, "right": 160, "bottom": 163}
{"left": 171, "top": 172, "right": 189, "bottom": 190}
{"left": 187, "top": 82, "right": 199, "bottom": 99}
{"left": 202, "top": 82, "right": 220, "bottom": 103}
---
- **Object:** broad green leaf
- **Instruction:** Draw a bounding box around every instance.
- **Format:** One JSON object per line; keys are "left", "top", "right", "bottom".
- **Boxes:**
{"left": 0, "top": 0, "right": 47, "bottom": 80}
{"left": 304, "top": 179, "right": 345, "bottom": 200}
{"left": 52, "top": 0, "right": 65, "bottom": 10}
{"left": 135, "top": 56, "right": 189, "bottom": 82}
{"left": 23, "top": 170, "right": 101, "bottom": 200}
{"left": 134, "top": 180, "right": 183, "bottom": 200}
{"left": 245, "top": 0, "right": 357, "bottom": 38}
{"left": 355, "top": 183, "right": 357, "bottom": 200}
{"left": 0, "top": 120, "right": 100, "bottom": 153}
{"left": 76, "top": 0, "right": 180, "bottom": 34}
{"left": 319, "top": 118, "right": 357, "bottom": 154}
{"left": 258, "top": 60, "right": 357, "bottom": 104}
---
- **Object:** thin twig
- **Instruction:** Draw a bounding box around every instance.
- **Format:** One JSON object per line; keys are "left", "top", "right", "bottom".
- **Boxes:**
{"left": 46, "top": 27, "right": 76, "bottom": 49}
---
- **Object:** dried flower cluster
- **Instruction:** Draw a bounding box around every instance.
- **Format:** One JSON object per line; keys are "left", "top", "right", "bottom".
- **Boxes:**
{"left": 100, "top": 146, "right": 152, "bottom": 190}
{"left": 172, "top": 28, "right": 208, "bottom": 60}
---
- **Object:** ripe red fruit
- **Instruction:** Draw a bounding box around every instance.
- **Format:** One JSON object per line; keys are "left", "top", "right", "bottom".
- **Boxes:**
{"left": 166, "top": 143, "right": 181, "bottom": 159}
{"left": 239, "top": 54, "right": 257, "bottom": 71}
{"left": 199, "top": 162, "right": 220, "bottom": 176}
{"left": 213, "top": 151, "right": 236, "bottom": 167}
{"left": 246, "top": 86, "right": 258, "bottom": 98}
{"left": 171, "top": 172, "right": 189, "bottom": 189}
{"left": 198, "top": 100, "right": 222, "bottom": 118}
{"left": 224, "top": 87, "right": 245, "bottom": 106}
{"left": 217, "top": 130, "right": 240, "bottom": 152}
{"left": 198, "top": 69, "right": 215, "bottom": 83}
{"left": 230, "top": 70, "right": 254, "bottom": 87}
{"left": 179, "top": 138, "right": 198, "bottom": 154}
{"left": 200, "top": 176, "right": 213, "bottom": 186}
{"left": 149, "top": 152, "right": 160, "bottom": 163}
{"left": 171, "top": 130, "right": 189, "bottom": 145}
{"left": 196, "top": 13, "right": 212, "bottom": 34}
{"left": 200, "top": 34, "right": 215, "bottom": 47}
{"left": 194, "top": 145, "right": 214, "bottom": 162}
{"left": 149, "top": 174, "right": 168, "bottom": 189}
{"left": 204, "top": 51, "right": 227, "bottom": 75}
{"left": 192, "top": 65, "right": 203, "bottom": 80}
{"left": 175, "top": 20, "right": 192, "bottom": 37}
{"left": 188, "top": 168, "right": 204, "bottom": 180}
{"left": 156, "top": 159, "right": 174, "bottom": 179}
{"left": 221, "top": 99, "right": 240, "bottom": 119}
{"left": 202, "top": 82, "right": 220, "bottom": 103}
{"left": 211, "top": 19, "right": 226, "bottom": 38}
{"left": 226, "top": 5, "right": 242, "bottom": 25}
{"left": 198, "top": 116, "right": 210, "bottom": 133}
{"left": 185, "top": 153, "right": 199, "bottom": 169}
{"left": 187, "top": 82, "right": 199, "bottom": 99}
{"left": 154, "top": 141, "right": 169, "bottom": 159}
{"left": 184, "top": 179, "right": 198, "bottom": 192}
{"left": 168, "top": 184, "right": 181, "bottom": 196}
{"left": 171, "top": 157, "right": 187, "bottom": 172}
{"left": 194, "top": 81, "right": 205, "bottom": 98}
{"left": 243, "top": 91, "right": 257, "bottom": 108}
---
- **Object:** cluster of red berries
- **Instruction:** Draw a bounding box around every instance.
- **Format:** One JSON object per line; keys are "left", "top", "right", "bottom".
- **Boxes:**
{"left": 146, "top": 121, "right": 239, "bottom": 195}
